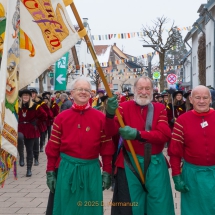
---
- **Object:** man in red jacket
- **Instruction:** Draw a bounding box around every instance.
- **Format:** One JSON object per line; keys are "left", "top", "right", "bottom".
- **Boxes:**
{"left": 105, "top": 76, "right": 175, "bottom": 215}
{"left": 45, "top": 77, "right": 115, "bottom": 215}
{"left": 168, "top": 85, "right": 215, "bottom": 215}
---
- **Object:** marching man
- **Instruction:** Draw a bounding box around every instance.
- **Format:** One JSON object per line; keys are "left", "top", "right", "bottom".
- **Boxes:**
{"left": 168, "top": 85, "right": 215, "bottom": 215}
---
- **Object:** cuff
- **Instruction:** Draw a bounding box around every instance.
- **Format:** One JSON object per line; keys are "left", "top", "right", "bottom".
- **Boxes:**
{"left": 135, "top": 130, "right": 147, "bottom": 142}
{"left": 102, "top": 155, "right": 112, "bottom": 174}
{"left": 106, "top": 112, "right": 115, "bottom": 119}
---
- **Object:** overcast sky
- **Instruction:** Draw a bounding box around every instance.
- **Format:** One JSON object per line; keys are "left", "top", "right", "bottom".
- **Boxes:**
{"left": 67, "top": 0, "right": 207, "bottom": 58}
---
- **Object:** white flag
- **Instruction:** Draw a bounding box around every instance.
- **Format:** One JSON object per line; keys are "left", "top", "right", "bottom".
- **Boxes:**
{"left": 19, "top": 0, "right": 80, "bottom": 89}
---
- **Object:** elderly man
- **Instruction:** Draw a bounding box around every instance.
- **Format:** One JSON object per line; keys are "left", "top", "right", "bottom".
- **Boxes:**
{"left": 168, "top": 85, "right": 215, "bottom": 215}
{"left": 45, "top": 77, "right": 115, "bottom": 215}
{"left": 105, "top": 76, "right": 175, "bottom": 215}
{"left": 60, "top": 93, "right": 72, "bottom": 112}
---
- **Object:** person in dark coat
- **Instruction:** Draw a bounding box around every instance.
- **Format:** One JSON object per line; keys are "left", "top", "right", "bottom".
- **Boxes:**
{"left": 60, "top": 93, "right": 72, "bottom": 112}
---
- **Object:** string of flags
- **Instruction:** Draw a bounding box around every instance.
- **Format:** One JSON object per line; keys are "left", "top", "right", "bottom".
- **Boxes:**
{"left": 91, "top": 26, "right": 193, "bottom": 40}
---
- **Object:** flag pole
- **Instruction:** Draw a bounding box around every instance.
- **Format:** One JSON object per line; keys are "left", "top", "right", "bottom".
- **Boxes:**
{"left": 69, "top": 2, "right": 145, "bottom": 184}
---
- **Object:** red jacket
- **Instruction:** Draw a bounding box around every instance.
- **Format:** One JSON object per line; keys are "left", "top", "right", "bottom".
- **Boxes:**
{"left": 51, "top": 102, "right": 59, "bottom": 118}
{"left": 105, "top": 101, "right": 171, "bottom": 168}
{"left": 168, "top": 109, "right": 215, "bottom": 176}
{"left": 45, "top": 107, "right": 115, "bottom": 173}
{"left": 18, "top": 103, "right": 47, "bottom": 138}
{"left": 41, "top": 102, "right": 54, "bottom": 126}
{"left": 120, "top": 96, "right": 129, "bottom": 103}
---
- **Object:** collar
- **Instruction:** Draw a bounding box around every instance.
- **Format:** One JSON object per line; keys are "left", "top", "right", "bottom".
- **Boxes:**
{"left": 72, "top": 102, "right": 90, "bottom": 111}
{"left": 192, "top": 108, "right": 214, "bottom": 116}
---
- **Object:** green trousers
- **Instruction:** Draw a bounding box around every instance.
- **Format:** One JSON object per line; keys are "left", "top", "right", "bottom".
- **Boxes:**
{"left": 125, "top": 152, "right": 175, "bottom": 215}
{"left": 53, "top": 153, "right": 103, "bottom": 215}
{"left": 181, "top": 161, "right": 215, "bottom": 215}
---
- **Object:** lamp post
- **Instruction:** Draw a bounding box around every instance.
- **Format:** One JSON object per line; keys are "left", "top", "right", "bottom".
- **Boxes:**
{"left": 142, "top": 44, "right": 158, "bottom": 79}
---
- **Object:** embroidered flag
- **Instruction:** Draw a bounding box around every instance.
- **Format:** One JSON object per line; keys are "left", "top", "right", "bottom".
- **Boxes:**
{"left": 19, "top": 0, "right": 80, "bottom": 89}
{"left": 0, "top": 0, "right": 19, "bottom": 187}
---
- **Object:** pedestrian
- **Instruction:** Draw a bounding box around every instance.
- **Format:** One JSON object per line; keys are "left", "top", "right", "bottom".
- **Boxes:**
{"left": 59, "top": 93, "right": 72, "bottom": 112}
{"left": 18, "top": 89, "right": 47, "bottom": 176}
{"left": 120, "top": 88, "right": 130, "bottom": 103}
{"left": 45, "top": 77, "right": 115, "bottom": 215}
{"left": 168, "top": 85, "right": 215, "bottom": 215}
{"left": 183, "top": 90, "right": 193, "bottom": 111}
{"left": 105, "top": 76, "right": 175, "bottom": 215}
{"left": 166, "top": 90, "right": 186, "bottom": 128}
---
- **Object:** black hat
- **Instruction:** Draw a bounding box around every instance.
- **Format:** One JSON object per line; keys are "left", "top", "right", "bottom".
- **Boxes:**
{"left": 128, "top": 93, "right": 134, "bottom": 97}
{"left": 100, "top": 95, "right": 108, "bottom": 102}
{"left": 54, "top": 91, "right": 61, "bottom": 94}
{"left": 123, "top": 88, "right": 130, "bottom": 93}
{"left": 173, "top": 90, "right": 184, "bottom": 98}
{"left": 19, "top": 89, "right": 32, "bottom": 97}
{"left": 161, "top": 91, "right": 168, "bottom": 97}
{"left": 183, "top": 90, "right": 192, "bottom": 99}
{"left": 155, "top": 93, "right": 163, "bottom": 99}
{"left": 43, "top": 96, "right": 49, "bottom": 100}
{"left": 29, "top": 88, "right": 38, "bottom": 94}
{"left": 42, "top": 91, "right": 51, "bottom": 97}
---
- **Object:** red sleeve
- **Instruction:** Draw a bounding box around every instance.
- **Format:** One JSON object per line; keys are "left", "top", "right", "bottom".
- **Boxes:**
{"left": 36, "top": 105, "right": 47, "bottom": 121}
{"left": 168, "top": 117, "right": 184, "bottom": 176}
{"left": 140, "top": 108, "right": 171, "bottom": 144}
{"left": 45, "top": 116, "right": 62, "bottom": 171}
{"left": 100, "top": 131, "right": 115, "bottom": 174}
{"left": 104, "top": 106, "right": 124, "bottom": 137}
{"left": 166, "top": 104, "right": 173, "bottom": 123}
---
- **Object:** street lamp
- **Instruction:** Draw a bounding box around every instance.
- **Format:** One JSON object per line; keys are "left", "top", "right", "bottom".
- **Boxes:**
{"left": 142, "top": 44, "right": 159, "bottom": 79}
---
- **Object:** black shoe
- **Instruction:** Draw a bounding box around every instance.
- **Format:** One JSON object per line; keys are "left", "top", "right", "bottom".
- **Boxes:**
{"left": 26, "top": 169, "right": 32, "bottom": 177}
{"left": 19, "top": 157, "right": 25, "bottom": 167}
{"left": 34, "top": 158, "right": 39, "bottom": 166}
{"left": 40, "top": 147, "right": 44, "bottom": 152}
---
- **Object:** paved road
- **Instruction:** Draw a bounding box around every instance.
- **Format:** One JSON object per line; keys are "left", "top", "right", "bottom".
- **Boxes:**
{"left": 0, "top": 149, "right": 180, "bottom": 215}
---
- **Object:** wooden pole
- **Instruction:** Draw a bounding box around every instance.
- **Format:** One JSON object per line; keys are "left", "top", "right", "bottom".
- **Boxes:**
{"left": 69, "top": 2, "right": 145, "bottom": 184}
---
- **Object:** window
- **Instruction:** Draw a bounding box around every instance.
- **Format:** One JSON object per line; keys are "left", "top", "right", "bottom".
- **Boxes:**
{"left": 113, "top": 84, "right": 118, "bottom": 91}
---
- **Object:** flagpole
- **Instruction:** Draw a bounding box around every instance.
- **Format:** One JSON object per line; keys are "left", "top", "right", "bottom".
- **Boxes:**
{"left": 69, "top": 2, "right": 145, "bottom": 184}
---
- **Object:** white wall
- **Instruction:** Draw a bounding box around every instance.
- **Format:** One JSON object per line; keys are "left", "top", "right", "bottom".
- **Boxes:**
{"left": 192, "top": 31, "right": 199, "bottom": 87}
{"left": 205, "top": 8, "right": 215, "bottom": 87}
{"left": 184, "top": 54, "right": 191, "bottom": 84}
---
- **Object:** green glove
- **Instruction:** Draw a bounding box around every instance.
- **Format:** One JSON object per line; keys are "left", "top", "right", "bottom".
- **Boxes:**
{"left": 46, "top": 171, "right": 57, "bottom": 193}
{"left": 119, "top": 126, "right": 138, "bottom": 140}
{"left": 106, "top": 95, "right": 118, "bottom": 115}
{"left": 102, "top": 171, "right": 111, "bottom": 191}
{"left": 173, "top": 174, "right": 189, "bottom": 193}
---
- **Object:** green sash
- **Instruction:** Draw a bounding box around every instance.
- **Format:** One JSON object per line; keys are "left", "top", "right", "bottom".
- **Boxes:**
{"left": 124, "top": 152, "right": 175, "bottom": 215}
{"left": 53, "top": 153, "right": 103, "bottom": 215}
{"left": 181, "top": 161, "right": 215, "bottom": 215}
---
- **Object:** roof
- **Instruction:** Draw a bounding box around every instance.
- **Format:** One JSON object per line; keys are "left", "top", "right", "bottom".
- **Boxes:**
{"left": 181, "top": 50, "right": 192, "bottom": 64}
{"left": 94, "top": 45, "right": 110, "bottom": 55}
{"left": 125, "top": 61, "right": 142, "bottom": 69}
{"left": 112, "top": 45, "right": 128, "bottom": 59}
{"left": 94, "top": 45, "right": 111, "bottom": 64}
{"left": 184, "top": 26, "right": 198, "bottom": 42}
{"left": 205, "top": 0, "right": 215, "bottom": 11}
{"left": 197, "top": 4, "right": 206, "bottom": 13}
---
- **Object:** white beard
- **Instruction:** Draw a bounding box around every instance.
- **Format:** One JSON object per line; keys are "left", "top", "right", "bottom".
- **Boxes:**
{"left": 134, "top": 93, "right": 153, "bottom": 106}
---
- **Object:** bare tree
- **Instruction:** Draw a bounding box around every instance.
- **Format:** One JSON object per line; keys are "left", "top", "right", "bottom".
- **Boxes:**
{"left": 119, "top": 79, "right": 128, "bottom": 92}
{"left": 198, "top": 33, "right": 206, "bottom": 85}
{"left": 141, "top": 16, "right": 180, "bottom": 91}
{"left": 87, "top": 70, "right": 103, "bottom": 91}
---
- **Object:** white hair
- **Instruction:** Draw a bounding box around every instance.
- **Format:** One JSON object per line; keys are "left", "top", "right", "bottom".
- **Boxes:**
{"left": 71, "top": 77, "right": 92, "bottom": 90}
{"left": 60, "top": 93, "right": 68, "bottom": 100}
